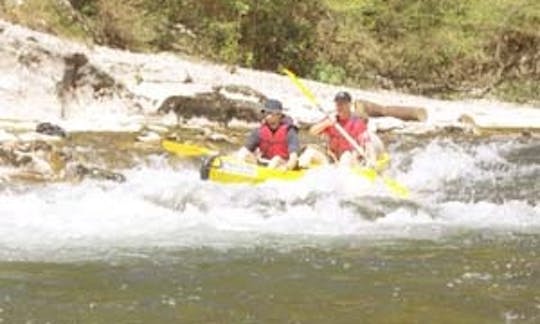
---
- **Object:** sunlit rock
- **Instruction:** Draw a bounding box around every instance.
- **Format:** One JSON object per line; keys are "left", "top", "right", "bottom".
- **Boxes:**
{"left": 136, "top": 130, "right": 161, "bottom": 142}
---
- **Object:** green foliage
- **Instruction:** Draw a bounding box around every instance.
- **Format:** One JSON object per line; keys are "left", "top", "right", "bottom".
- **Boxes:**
{"left": 496, "top": 79, "right": 540, "bottom": 104}
{"left": 310, "top": 62, "right": 347, "bottom": 85}
{"left": 1, "top": 0, "right": 88, "bottom": 40}
{"left": 207, "top": 20, "right": 241, "bottom": 64}
{"left": 315, "top": 0, "right": 540, "bottom": 102}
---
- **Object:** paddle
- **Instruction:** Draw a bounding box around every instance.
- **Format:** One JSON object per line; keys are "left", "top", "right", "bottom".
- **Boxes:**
{"left": 162, "top": 139, "right": 275, "bottom": 164}
{"left": 281, "top": 68, "right": 410, "bottom": 199}
{"left": 161, "top": 139, "right": 218, "bottom": 157}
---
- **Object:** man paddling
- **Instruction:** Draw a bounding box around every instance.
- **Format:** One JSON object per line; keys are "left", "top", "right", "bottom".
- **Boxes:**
{"left": 299, "top": 91, "right": 385, "bottom": 168}
{"left": 236, "top": 99, "right": 300, "bottom": 170}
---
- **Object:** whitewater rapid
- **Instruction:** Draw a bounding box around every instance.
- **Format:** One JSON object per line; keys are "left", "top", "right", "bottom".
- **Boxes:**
{"left": 0, "top": 137, "right": 538, "bottom": 261}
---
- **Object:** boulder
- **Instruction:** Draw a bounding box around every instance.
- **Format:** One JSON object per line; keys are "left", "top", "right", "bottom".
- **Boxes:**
{"left": 36, "top": 122, "right": 67, "bottom": 138}
{"left": 74, "top": 164, "right": 126, "bottom": 183}
{"left": 157, "top": 86, "right": 264, "bottom": 127}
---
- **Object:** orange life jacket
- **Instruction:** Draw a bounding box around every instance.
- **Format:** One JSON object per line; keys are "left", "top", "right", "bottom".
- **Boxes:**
{"left": 258, "top": 122, "right": 290, "bottom": 159}
{"left": 325, "top": 116, "right": 367, "bottom": 158}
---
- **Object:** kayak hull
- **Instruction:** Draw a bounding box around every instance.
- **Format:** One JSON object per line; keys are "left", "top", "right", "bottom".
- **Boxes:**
{"left": 200, "top": 154, "right": 382, "bottom": 185}
{"left": 163, "top": 139, "right": 409, "bottom": 198}
{"left": 200, "top": 155, "right": 307, "bottom": 184}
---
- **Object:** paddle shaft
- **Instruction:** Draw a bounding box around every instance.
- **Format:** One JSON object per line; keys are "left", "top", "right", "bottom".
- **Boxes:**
{"left": 315, "top": 103, "right": 367, "bottom": 159}
{"left": 282, "top": 68, "right": 366, "bottom": 159}
{"left": 282, "top": 68, "right": 410, "bottom": 198}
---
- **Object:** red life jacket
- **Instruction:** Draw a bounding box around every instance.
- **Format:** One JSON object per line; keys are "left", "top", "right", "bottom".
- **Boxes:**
{"left": 258, "top": 122, "right": 290, "bottom": 159}
{"left": 325, "top": 115, "right": 367, "bottom": 158}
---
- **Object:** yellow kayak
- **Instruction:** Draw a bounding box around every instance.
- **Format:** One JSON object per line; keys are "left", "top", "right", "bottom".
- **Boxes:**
{"left": 199, "top": 153, "right": 392, "bottom": 185}
{"left": 162, "top": 139, "right": 409, "bottom": 198}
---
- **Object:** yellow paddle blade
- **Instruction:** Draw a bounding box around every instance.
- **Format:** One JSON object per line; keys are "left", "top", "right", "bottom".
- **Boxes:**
{"left": 383, "top": 176, "right": 410, "bottom": 199}
{"left": 161, "top": 140, "right": 217, "bottom": 157}
{"left": 353, "top": 167, "right": 378, "bottom": 183}
{"left": 281, "top": 68, "right": 319, "bottom": 106}
{"left": 282, "top": 66, "right": 411, "bottom": 199}
{"left": 375, "top": 153, "right": 391, "bottom": 172}
{"left": 374, "top": 154, "right": 409, "bottom": 198}
{"left": 351, "top": 165, "right": 410, "bottom": 198}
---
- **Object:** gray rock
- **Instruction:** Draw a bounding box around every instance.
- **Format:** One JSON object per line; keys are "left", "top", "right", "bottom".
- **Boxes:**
{"left": 36, "top": 122, "right": 67, "bottom": 138}
{"left": 157, "top": 88, "right": 263, "bottom": 127}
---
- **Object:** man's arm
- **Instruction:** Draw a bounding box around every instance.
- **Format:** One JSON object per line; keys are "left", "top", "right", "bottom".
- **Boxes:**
{"left": 236, "top": 129, "right": 259, "bottom": 161}
{"left": 285, "top": 127, "right": 300, "bottom": 169}
{"left": 363, "top": 131, "right": 386, "bottom": 168}
{"left": 244, "top": 128, "right": 260, "bottom": 152}
{"left": 287, "top": 127, "right": 300, "bottom": 154}
{"left": 309, "top": 117, "right": 334, "bottom": 136}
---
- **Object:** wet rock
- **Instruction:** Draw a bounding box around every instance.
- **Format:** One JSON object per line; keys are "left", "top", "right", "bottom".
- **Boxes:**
{"left": 74, "top": 164, "right": 126, "bottom": 183}
{"left": 226, "top": 65, "right": 238, "bottom": 74}
{"left": 0, "top": 146, "right": 31, "bottom": 167}
{"left": 17, "top": 49, "right": 43, "bottom": 68}
{"left": 59, "top": 53, "right": 89, "bottom": 89}
{"left": 36, "top": 122, "right": 67, "bottom": 138}
{"left": 56, "top": 52, "right": 145, "bottom": 118}
{"left": 0, "top": 140, "right": 126, "bottom": 183}
{"left": 183, "top": 71, "right": 193, "bottom": 83}
{"left": 441, "top": 125, "right": 467, "bottom": 134}
{"left": 521, "top": 130, "right": 532, "bottom": 138}
{"left": 57, "top": 52, "right": 116, "bottom": 99}
{"left": 0, "top": 140, "right": 62, "bottom": 179}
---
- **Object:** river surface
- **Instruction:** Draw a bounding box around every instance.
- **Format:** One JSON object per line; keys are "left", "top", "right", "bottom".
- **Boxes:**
{"left": 0, "top": 135, "right": 538, "bottom": 323}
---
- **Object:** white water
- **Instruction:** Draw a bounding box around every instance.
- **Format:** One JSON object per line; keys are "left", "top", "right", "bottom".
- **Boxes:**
{"left": 0, "top": 139, "right": 538, "bottom": 261}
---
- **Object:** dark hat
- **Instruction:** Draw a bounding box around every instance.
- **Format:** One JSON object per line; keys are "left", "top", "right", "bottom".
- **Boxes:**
{"left": 261, "top": 99, "right": 284, "bottom": 113}
{"left": 334, "top": 91, "right": 352, "bottom": 102}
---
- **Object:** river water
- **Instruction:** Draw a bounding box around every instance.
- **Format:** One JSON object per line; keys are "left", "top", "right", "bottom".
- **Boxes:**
{"left": 0, "top": 135, "right": 538, "bottom": 323}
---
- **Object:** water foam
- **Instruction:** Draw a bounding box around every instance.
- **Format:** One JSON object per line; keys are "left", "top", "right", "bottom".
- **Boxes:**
{"left": 0, "top": 139, "right": 538, "bottom": 261}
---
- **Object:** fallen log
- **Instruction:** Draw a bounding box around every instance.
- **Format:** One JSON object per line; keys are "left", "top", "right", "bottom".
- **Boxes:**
{"left": 355, "top": 99, "right": 428, "bottom": 122}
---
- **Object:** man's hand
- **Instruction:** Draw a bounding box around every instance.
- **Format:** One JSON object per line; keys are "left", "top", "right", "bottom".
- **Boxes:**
{"left": 285, "top": 152, "right": 299, "bottom": 170}
{"left": 363, "top": 142, "right": 379, "bottom": 169}
{"left": 235, "top": 147, "right": 251, "bottom": 160}
{"left": 309, "top": 115, "right": 336, "bottom": 136}
{"left": 325, "top": 115, "right": 337, "bottom": 126}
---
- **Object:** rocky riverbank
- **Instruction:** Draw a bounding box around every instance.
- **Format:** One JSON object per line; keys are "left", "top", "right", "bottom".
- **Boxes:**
{"left": 1, "top": 19, "right": 539, "bottom": 184}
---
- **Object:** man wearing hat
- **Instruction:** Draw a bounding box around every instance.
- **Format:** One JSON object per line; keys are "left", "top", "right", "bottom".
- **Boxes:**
{"left": 236, "top": 99, "right": 300, "bottom": 170}
{"left": 300, "top": 91, "right": 374, "bottom": 167}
